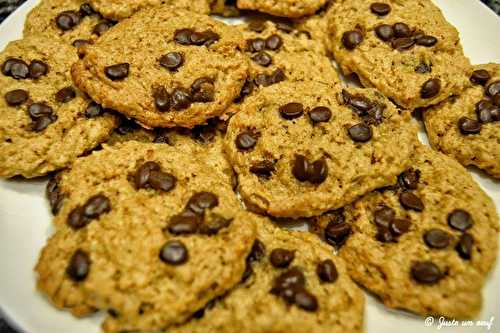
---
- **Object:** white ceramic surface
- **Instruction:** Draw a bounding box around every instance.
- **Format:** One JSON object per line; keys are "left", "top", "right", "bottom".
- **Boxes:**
{"left": 0, "top": 1, "right": 499, "bottom": 332}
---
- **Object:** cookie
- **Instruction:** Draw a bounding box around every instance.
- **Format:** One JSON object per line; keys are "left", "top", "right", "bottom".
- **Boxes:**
{"left": 24, "top": 0, "right": 114, "bottom": 47}
{"left": 312, "top": 146, "right": 498, "bottom": 318}
{"left": 424, "top": 64, "right": 500, "bottom": 178}
{"left": 329, "top": 0, "right": 472, "bottom": 109}
{"left": 169, "top": 219, "right": 364, "bottom": 333}
{"left": 36, "top": 141, "right": 256, "bottom": 332}
{"left": 236, "top": 0, "right": 329, "bottom": 18}
{"left": 71, "top": 7, "right": 249, "bottom": 128}
{"left": 0, "top": 35, "right": 117, "bottom": 178}
{"left": 224, "top": 80, "right": 419, "bottom": 218}
{"left": 88, "top": 0, "right": 210, "bottom": 20}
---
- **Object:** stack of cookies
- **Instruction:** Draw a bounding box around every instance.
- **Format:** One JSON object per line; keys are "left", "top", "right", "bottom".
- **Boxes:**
{"left": 0, "top": 1, "right": 498, "bottom": 332}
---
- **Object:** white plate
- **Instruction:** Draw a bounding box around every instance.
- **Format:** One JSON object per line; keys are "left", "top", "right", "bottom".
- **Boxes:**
{"left": 0, "top": 1, "right": 499, "bottom": 332}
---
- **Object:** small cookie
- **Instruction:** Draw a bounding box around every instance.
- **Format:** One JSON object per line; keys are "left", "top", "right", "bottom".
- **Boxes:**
{"left": 170, "top": 219, "right": 364, "bottom": 333}
{"left": 88, "top": 0, "right": 211, "bottom": 20}
{"left": 237, "top": 0, "right": 329, "bottom": 18}
{"left": 24, "top": 0, "right": 114, "bottom": 47}
{"left": 424, "top": 64, "right": 500, "bottom": 178}
{"left": 0, "top": 35, "right": 117, "bottom": 178}
{"left": 329, "top": 0, "right": 472, "bottom": 109}
{"left": 36, "top": 141, "right": 256, "bottom": 332}
{"left": 313, "top": 146, "right": 498, "bottom": 318}
{"left": 72, "top": 7, "right": 249, "bottom": 128}
{"left": 224, "top": 80, "right": 419, "bottom": 218}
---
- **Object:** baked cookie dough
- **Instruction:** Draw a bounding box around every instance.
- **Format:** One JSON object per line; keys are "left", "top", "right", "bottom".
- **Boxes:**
{"left": 313, "top": 146, "right": 498, "bottom": 318}
{"left": 170, "top": 219, "right": 364, "bottom": 333}
{"left": 36, "top": 141, "right": 256, "bottom": 333}
{"left": 72, "top": 7, "right": 249, "bottom": 128}
{"left": 224, "top": 80, "right": 419, "bottom": 218}
{"left": 237, "top": 0, "right": 329, "bottom": 18}
{"left": 424, "top": 64, "right": 500, "bottom": 178}
{"left": 329, "top": 0, "right": 472, "bottom": 109}
{"left": 24, "top": 0, "right": 114, "bottom": 47}
{"left": 0, "top": 35, "right": 117, "bottom": 178}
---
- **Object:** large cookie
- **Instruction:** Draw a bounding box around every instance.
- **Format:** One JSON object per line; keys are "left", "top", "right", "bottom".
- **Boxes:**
{"left": 312, "top": 146, "right": 498, "bottom": 318}
{"left": 424, "top": 64, "right": 500, "bottom": 178}
{"left": 170, "top": 219, "right": 364, "bottom": 333}
{"left": 0, "top": 35, "right": 116, "bottom": 178}
{"left": 224, "top": 80, "right": 419, "bottom": 218}
{"left": 329, "top": 0, "right": 471, "bottom": 109}
{"left": 72, "top": 7, "right": 249, "bottom": 128}
{"left": 88, "top": 0, "right": 210, "bottom": 20}
{"left": 237, "top": 0, "right": 329, "bottom": 18}
{"left": 36, "top": 141, "right": 256, "bottom": 332}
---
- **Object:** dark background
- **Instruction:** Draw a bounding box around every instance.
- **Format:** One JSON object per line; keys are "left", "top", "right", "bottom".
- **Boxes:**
{"left": 0, "top": 0, "right": 499, "bottom": 332}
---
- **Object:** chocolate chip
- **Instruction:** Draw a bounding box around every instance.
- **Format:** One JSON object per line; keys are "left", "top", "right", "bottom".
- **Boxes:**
{"left": 105, "top": 63, "right": 129, "bottom": 80}
{"left": 252, "top": 51, "right": 273, "bottom": 67}
{"left": 398, "top": 168, "right": 420, "bottom": 190}
{"left": 456, "top": 233, "right": 473, "bottom": 260}
{"left": 374, "top": 206, "right": 395, "bottom": 229}
{"left": 55, "top": 86, "right": 76, "bottom": 103}
{"left": 83, "top": 194, "right": 110, "bottom": 218}
{"left": 309, "top": 107, "right": 332, "bottom": 123}
{"left": 342, "top": 30, "right": 363, "bottom": 50}
{"left": 492, "top": 93, "right": 500, "bottom": 107}
{"left": 348, "top": 123, "right": 372, "bottom": 142}
{"left": 168, "top": 214, "right": 199, "bottom": 235}
{"left": 279, "top": 102, "right": 303, "bottom": 120}
{"left": 93, "top": 21, "right": 113, "bottom": 36}
{"left": 67, "top": 206, "right": 88, "bottom": 229}
{"left": 32, "top": 115, "right": 57, "bottom": 132}
{"left": 66, "top": 249, "right": 90, "bottom": 281}
{"left": 411, "top": 261, "right": 442, "bottom": 284}
{"left": 248, "top": 239, "right": 266, "bottom": 262}
{"left": 174, "top": 29, "right": 193, "bottom": 45}
{"left": 236, "top": 80, "right": 254, "bottom": 102}
{"left": 265, "top": 34, "right": 283, "bottom": 50}
{"left": 375, "top": 24, "right": 394, "bottom": 41}
{"left": 415, "top": 35, "right": 437, "bottom": 47}
{"left": 324, "top": 221, "right": 351, "bottom": 247}
{"left": 248, "top": 21, "right": 266, "bottom": 32}
{"left": 186, "top": 192, "right": 219, "bottom": 215}
{"left": 191, "top": 77, "right": 215, "bottom": 103}
{"left": 190, "top": 30, "right": 220, "bottom": 46}
{"left": 486, "top": 80, "right": 500, "bottom": 97}
{"left": 393, "top": 22, "right": 411, "bottom": 38}
{"left": 159, "top": 52, "right": 184, "bottom": 71}
{"left": 199, "top": 214, "right": 232, "bottom": 235}
{"left": 171, "top": 87, "right": 192, "bottom": 110}
{"left": 28, "top": 103, "right": 53, "bottom": 118}
{"left": 46, "top": 175, "right": 64, "bottom": 215}
{"left": 247, "top": 38, "right": 266, "bottom": 52}
{"left": 72, "top": 39, "right": 90, "bottom": 52}
{"left": 415, "top": 61, "right": 432, "bottom": 74}
{"left": 4, "top": 89, "right": 28, "bottom": 106}
{"left": 475, "top": 100, "right": 498, "bottom": 123}
{"left": 370, "top": 2, "right": 391, "bottom": 16}
{"left": 28, "top": 60, "right": 48, "bottom": 79}
{"left": 85, "top": 101, "right": 104, "bottom": 118}
{"left": 153, "top": 86, "right": 171, "bottom": 112}
{"left": 135, "top": 161, "right": 161, "bottom": 189}
{"left": 160, "top": 240, "right": 188, "bottom": 265}
{"left": 376, "top": 227, "right": 394, "bottom": 243}
{"left": 392, "top": 37, "right": 415, "bottom": 51}
{"left": 79, "top": 3, "right": 94, "bottom": 16}
{"left": 56, "top": 11, "right": 81, "bottom": 31}
{"left": 3, "top": 59, "right": 30, "bottom": 79}
{"left": 447, "top": 209, "right": 473, "bottom": 231}
{"left": 308, "top": 159, "right": 328, "bottom": 184}
{"left": 235, "top": 132, "right": 257, "bottom": 151}
{"left": 317, "top": 259, "right": 338, "bottom": 283}
{"left": 250, "top": 160, "right": 275, "bottom": 177}
{"left": 292, "top": 155, "right": 310, "bottom": 182}
{"left": 294, "top": 288, "right": 318, "bottom": 312}
{"left": 271, "top": 267, "right": 305, "bottom": 295}
{"left": 344, "top": 93, "right": 372, "bottom": 115}
{"left": 420, "top": 78, "right": 441, "bottom": 99}
{"left": 399, "top": 191, "right": 424, "bottom": 211}
{"left": 270, "top": 248, "right": 295, "bottom": 268}
{"left": 470, "top": 69, "right": 491, "bottom": 85}
{"left": 148, "top": 170, "right": 176, "bottom": 192}
{"left": 424, "top": 229, "right": 451, "bottom": 249}
{"left": 389, "top": 219, "right": 411, "bottom": 236}
{"left": 458, "top": 117, "right": 481, "bottom": 135}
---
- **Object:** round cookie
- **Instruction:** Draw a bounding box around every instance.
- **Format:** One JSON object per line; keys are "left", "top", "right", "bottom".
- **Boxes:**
{"left": 328, "top": 0, "right": 472, "bottom": 109}
{"left": 24, "top": 0, "right": 114, "bottom": 47}
{"left": 36, "top": 141, "right": 256, "bottom": 333}
{"left": 0, "top": 35, "right": 117, "bottom": 178}
{"left": 169, "top": 219, "right": 364, "bottom": 333}
{"left": 424, "top": 64, "right": 500, "bottom": 178}
{"left": 224, "top": 80, "right": 419, "bottom": 218}
{"left": 236, "top": 0, "right": 329, "bottom": 18}
{"left": 71, "top": 7, "right": 249, "bottom": 128}
{"left": 318, "top": 146, "right": 498, "bottom": 318}
{"left": 88, "top": 0, "right": 210, "bottom": 20}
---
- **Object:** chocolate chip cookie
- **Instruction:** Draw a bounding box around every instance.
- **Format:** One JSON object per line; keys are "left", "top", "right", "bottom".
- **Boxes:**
{"left": 424, "top": 64, "right": 500, "bottom": 178}
{"left": 0, "top": 35, "right": 117, "bottom": 178}
{"left": 329, "top": 0, "right": 472, "bottom": 109}
{"left": 36, "top": 141, "right": 256, "bottom": 332}
{"left": 224, "top": 80, "right": 419, "bottom": 218}
{"left": 24, "top": 0, "right": 114, "bottom": 47}
{"left": 71, "top": 7, "right": 249, "bottom": 128}
{"left": 237, "top": 0, "right": 329, "bottom": 18}
{"left": 314, "top": 146, "right": 498, "bottom": 318}
{"left": 169, "top": 219, "right": 364, "bottom": 333}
